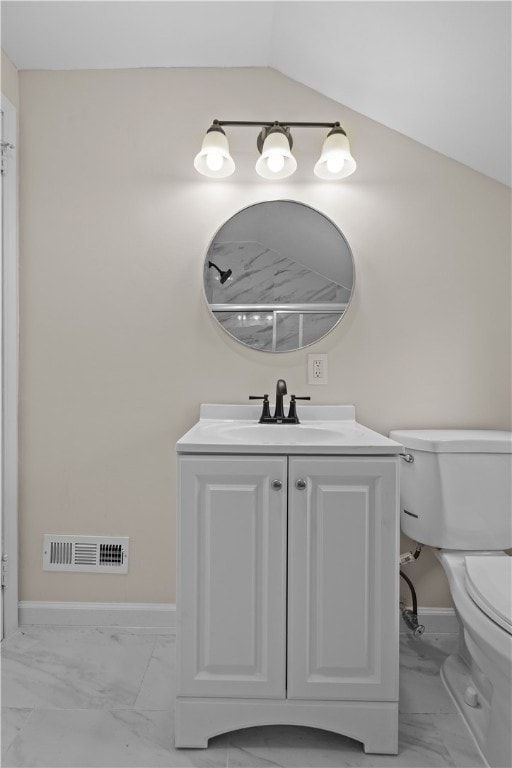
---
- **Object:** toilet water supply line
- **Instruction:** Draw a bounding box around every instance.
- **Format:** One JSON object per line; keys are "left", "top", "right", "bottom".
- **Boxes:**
{"left": 400, "top": 543, "right": 425, "bottom": 636}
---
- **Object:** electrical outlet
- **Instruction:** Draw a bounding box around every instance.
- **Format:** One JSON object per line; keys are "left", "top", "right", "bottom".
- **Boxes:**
{"left": 307, "top": 353, "right": 328, "bottom": 385}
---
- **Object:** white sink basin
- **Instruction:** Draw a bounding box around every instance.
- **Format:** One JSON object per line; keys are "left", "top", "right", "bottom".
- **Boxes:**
{"left": 202, "top": 422, "right": 347, "bottom": 445}
{"left": 177, "top": 405, "right": 403, "bottom": 455}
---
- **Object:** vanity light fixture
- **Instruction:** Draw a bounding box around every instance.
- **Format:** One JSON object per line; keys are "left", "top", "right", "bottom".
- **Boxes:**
{"left": 314, "top": 125, "right": 357, "bottom": 180}
{"left": 193, "top": 123, "right": 236, "bottom": 178}
{"left": 255, "top": 124, "right": 297, "bottom": 179}
{"left": 194, "top": 120, "right": 356, "bottom": 180}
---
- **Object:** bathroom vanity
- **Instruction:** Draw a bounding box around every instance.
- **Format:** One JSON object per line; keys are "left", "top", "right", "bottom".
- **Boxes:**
{"left": 175, "top": 404, "right": 402, "bottom": 753}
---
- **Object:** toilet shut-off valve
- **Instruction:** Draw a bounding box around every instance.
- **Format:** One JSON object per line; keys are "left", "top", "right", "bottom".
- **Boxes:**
{"left": 400, "top": 544, "right": 425, "bottom": 637}
{"left": 401, "top": 608, "right": 425, "bottom": 637}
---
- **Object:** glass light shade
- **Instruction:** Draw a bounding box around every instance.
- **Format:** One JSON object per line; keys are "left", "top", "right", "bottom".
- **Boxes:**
{"left": 194, "top": 129, "right": 235, "bottom": 178}
{"left": 314, "top": 131, "right": 356, "bottom": 180}
{"left": 255, "top": 131, "right": 297, "bottom": 179}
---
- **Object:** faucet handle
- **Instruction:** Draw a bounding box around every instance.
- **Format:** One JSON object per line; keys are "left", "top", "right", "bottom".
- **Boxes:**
{"left": 287, "top": 395, "right": 311, "bottom": 424}
{"left": 249, "top": 394, "right": 271, "bottom": 422}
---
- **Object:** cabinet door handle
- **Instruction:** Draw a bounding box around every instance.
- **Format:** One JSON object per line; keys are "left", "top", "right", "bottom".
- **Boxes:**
{"left": 271, "top": 479, "right": 283, "bottom": 490}
{"left": 295, "top": 479, "right": 307, "bottom": 490}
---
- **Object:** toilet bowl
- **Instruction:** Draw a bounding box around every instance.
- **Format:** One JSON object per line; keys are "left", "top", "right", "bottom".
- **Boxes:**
{"left": 389, "top": 429, "right": 512, "bottom": 768}
{"left": 437, "top": 551, "right": 511, "bottom": 768}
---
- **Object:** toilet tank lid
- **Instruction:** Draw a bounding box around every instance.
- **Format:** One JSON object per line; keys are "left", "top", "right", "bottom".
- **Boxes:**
{"left": 389, "top": 429, "right": 512, "bottom": 453}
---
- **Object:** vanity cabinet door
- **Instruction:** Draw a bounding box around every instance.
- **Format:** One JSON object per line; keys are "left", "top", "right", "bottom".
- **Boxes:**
{"left": 287, "top": 457, "right": 399, "bottom": 701}
{"left": 177, "top": 455, "right": 287, "bottom": 699}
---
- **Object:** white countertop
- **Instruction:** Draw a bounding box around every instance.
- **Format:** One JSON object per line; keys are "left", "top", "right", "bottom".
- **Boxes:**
{"left": 176, "top": 405, "right": 403, "bottom": 455}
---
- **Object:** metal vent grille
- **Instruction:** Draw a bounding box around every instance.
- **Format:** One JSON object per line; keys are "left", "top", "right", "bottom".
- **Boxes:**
{"left": 43, "top": 535, "right": 129, "bottom": 573}
{"left": 99, "top": 543, "right": 124, "bottom": 567}
{"left": 75, "top": 543, "right": 97, "bottom": 565}
{"left": 50, "top": 541, "right": 73, "bottom": 565}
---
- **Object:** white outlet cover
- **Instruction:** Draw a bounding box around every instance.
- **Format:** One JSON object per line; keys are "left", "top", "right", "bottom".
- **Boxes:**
{"left": 307, "top": 353, "right": 328, "bottom": 385}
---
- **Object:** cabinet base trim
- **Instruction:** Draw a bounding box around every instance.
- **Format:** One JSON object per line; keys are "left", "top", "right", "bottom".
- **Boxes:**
{"left": 175, "top": 696, "right": 398, "bottom": 753}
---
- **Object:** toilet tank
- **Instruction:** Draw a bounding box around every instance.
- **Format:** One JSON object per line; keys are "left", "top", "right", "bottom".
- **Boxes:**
{"left": 389, "top": 430, "right": 512, "bottom": 550}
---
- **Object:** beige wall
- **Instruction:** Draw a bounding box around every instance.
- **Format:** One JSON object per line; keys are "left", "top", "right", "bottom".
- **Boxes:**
{"left": 18, "top": 67, "right": 511, "bottom": 606}
{"left": 1, "top": 49, "right": 19, "bottom": 108}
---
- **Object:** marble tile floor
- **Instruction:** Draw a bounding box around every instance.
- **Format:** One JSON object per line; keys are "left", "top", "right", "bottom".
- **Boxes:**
{"left": 1, "top": 627, "right": 485, "bottom": 768}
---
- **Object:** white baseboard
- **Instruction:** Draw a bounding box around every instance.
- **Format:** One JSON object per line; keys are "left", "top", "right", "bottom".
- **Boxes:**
{"left": 19, "top": 601, "right": 176, "bottom": 630}
{"left": 18, "top": 601, "right": 457, "bottom": 635}
{"left": 400, "top": 607, "right": 458, "bottom": 634}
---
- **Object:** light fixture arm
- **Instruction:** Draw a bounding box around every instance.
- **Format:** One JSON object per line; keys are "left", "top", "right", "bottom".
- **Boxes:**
{"left": 211, "top": 119, "right": 343, "bottom": 130}
{"left": 211, "top": 119, "right": 348, "bottom": 157}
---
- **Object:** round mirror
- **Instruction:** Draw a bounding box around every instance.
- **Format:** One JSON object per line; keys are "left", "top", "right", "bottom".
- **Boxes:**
{"left": 203, "top": 200, "right": 354, "bottom": 352}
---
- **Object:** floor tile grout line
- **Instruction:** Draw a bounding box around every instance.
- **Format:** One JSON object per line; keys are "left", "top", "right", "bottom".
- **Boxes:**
{"left": 132, "top": 634, "right": 160, "bottom": 709}
{"left": 1, "top": 706, "right": 36, "bottom": 761}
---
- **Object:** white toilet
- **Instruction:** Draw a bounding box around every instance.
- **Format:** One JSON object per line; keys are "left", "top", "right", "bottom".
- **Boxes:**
{"left": 389, "top": 429, "right": 512, "bottom": 768}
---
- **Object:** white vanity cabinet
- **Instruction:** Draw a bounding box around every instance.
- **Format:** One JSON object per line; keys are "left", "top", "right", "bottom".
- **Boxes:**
{"left": 175, "top": 449, "right": 400, "bottom": 754}
{"left": 287, "top": 457, "right": 398, "bottom": 703}
{"left": 177, "top": 455, "right": 288, "bottom": 700}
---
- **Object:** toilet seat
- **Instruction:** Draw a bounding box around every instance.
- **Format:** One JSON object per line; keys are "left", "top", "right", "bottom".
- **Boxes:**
{"left": 464, "top": 556, "right": 512, "bottom": 634}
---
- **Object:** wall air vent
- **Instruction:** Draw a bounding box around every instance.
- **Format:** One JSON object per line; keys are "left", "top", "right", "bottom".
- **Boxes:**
{"left": 43, "top": 535, "right": 129, "bottom": 573}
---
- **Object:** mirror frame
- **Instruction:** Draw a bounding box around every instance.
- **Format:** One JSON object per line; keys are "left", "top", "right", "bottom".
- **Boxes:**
{"left": 203, "top": 199, "right": 355, "bottom": 353}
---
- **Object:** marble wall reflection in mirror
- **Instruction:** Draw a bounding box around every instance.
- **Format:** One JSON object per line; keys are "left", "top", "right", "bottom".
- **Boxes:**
{"left": 203, "top": 200, "right": 354, "bottom": 352}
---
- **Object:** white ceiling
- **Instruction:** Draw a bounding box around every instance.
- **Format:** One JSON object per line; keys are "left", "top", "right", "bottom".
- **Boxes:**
{"left": 2, "top": 1, "right": 511, "bottom": 186}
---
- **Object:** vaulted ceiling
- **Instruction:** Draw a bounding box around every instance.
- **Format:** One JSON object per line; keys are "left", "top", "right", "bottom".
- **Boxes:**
{"left": 2, "top": 1, "right": 510, "bottom": 186}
